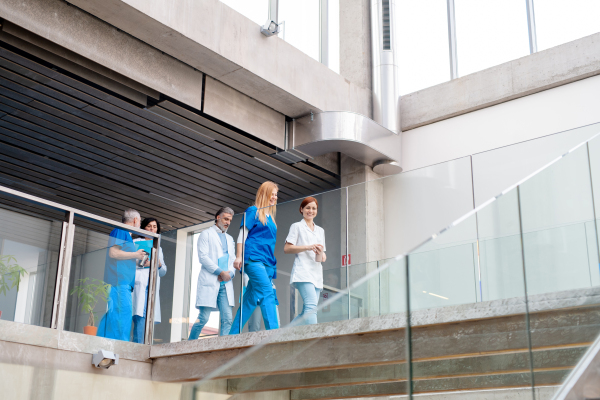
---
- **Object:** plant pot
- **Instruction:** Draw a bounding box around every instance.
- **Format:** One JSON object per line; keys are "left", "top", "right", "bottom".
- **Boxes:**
{"left": 83, "top": 326, "right": 97, "bottom": 336}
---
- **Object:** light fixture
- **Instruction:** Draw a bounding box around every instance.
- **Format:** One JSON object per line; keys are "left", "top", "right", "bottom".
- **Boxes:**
{"left": 92, "top": 349, "right": 119, "bottom": 369}
{"left": 260, "top": 20, "right": 280, "bottom": 37}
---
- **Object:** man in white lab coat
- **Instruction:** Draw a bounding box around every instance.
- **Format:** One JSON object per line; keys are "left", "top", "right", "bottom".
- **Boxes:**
{"left": 189, "top": 207, "right": 236, "bottom": 338}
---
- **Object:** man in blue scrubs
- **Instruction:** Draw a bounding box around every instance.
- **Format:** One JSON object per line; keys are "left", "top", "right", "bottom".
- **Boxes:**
{"left": 98, "top": 209, "right": 145, "bottom": 341}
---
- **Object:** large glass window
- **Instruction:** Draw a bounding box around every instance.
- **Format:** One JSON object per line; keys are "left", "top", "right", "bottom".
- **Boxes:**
{"left": 397, "top": 0, "right": 450, "bottom": 95}
{"left": 535, "top": 0, "right": 600, "bottom": 51}
{"left": 279, "top": 0, "right": 321, "bottom": 62}
{"left": 220, "top": 0, "right": 269, "bottom": 26}
{"left": 455, "top": 0, "right": 529, "bottom": 77}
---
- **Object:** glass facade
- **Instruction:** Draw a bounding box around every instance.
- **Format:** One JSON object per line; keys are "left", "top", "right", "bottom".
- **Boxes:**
{"left": 397, "top": 0, "right": 450, "bottom": 95}
{"left": 535, "top": 0, "right": 600, "bottom": 51}
{"left": 221, "top": 0, "right": 600, "bottom": 94}
{"left": 182, "top": 123, "right": 600, "bottom": 399}
{"left": 455, "top": 0, "right": 530, "bottom": 76}
{"left": 398, "top": 0, "right": 600, "bottom": 93}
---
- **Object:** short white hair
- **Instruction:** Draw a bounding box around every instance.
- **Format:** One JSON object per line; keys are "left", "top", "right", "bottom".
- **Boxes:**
{"left": 122, "top": 209, "right": 140, "bottom": 223}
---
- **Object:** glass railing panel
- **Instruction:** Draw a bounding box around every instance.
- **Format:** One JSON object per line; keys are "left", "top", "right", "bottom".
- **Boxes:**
{"left": 0, "top": 192, "right": 64, "bottom": 328}
{"left": 63, "top": 216, "right": 155, "bottom": 342}
{"left": 519, "top": 140, "right": 600, "bottom": 389}
{"left": 477, "top": 189, "right": 525, "bottom": 302}
{"left": 407, "top": 187, "right": 534, "bottom": 397}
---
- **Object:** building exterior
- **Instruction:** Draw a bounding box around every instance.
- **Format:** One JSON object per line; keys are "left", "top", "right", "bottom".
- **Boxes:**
{"left": 1, "top": 0, "right": 600, "bottom": 399}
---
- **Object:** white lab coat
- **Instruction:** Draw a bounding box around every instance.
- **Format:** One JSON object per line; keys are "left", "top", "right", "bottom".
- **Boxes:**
{"left": 195, "top": 225, "right": 236, "bottom": 309}
{"left": 132, "top": 240, "right": 167, "bottom": 323}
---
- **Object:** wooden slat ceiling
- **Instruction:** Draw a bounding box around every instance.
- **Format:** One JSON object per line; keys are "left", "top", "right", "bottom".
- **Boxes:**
{"left": 0, "top": 42, "right": 340, "bottom": 231}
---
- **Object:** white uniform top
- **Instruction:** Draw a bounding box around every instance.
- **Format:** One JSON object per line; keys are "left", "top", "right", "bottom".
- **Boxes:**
{"left": 285, "top": 219, "right": 326, "bottom": 289}
{"left": 132, "top": 239, "right": 167, "bottom": 322}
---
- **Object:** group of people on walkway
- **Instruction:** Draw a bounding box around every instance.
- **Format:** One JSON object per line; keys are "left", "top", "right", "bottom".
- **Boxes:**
{"left": 96, "top": 180, "right": 326, "bottom": 342}
{"left": 190, "top": 181, "right": 327, "bottom": 337}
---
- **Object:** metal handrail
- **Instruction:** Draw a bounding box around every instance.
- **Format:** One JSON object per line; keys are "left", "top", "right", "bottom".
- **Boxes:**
{"left": 0, "top": 183, "right": 160, "bottom": 238}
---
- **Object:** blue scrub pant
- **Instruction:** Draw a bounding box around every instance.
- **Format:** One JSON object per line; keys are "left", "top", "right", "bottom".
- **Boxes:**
{"left": 98, "top": 284, "right": 133, "bottom": 341}
{"left": 229, "top": 260, "right": 279, "bottom": 334}
{"left": 188, "top": 284, "right": 232, "bottom": 339}
{"left": 132, "top": 287, "right": 147, "bottom": 344}
{"left": 290, "top": 282, "right": 321, "bottom": 326}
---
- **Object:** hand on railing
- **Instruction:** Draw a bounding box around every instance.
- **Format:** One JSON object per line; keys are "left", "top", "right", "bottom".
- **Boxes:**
{"left": 233, "top": 257, "right": 243, "bottom": 271}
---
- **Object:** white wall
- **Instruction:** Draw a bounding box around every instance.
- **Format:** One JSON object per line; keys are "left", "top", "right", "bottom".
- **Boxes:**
{"left": 402, "top": 74, "right": 600, "bottom": 172}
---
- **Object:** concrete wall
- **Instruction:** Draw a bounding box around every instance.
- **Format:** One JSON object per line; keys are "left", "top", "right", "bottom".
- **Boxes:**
{"left": 203, "top": 77, "right": 285, "bottom": 149}
{"left": 401, "top": 32, "right": 600, "bottom": 131}
{"left": 0, "top": 0, "right": 204, "bottom": 109}
{"left": 64, "top": 0, "right": 372, "bottom": 119}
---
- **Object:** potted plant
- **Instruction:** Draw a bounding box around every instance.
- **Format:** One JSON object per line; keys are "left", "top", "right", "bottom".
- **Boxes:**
{"left": 0, "top": 255, "right": 28, "bottom": 319}
{"left": 69, "top": 278, "right": 110, "bottom": 335}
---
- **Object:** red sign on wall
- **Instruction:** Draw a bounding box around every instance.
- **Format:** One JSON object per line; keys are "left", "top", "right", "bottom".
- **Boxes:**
{"left": 342, "top": 254, "right": 351, "bottom": 267}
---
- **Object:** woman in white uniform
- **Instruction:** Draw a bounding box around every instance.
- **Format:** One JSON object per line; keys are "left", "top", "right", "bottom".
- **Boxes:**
{"left": 284, "top": 197, "right": 326, "bottom": 326}
{"left": 132, "top": 218, "right": 167, "bottom": 343}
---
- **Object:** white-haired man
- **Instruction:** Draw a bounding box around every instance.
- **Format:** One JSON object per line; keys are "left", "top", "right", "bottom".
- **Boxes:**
{"left": 189, "top": 207, "right": 236, "bottom": 338}
{"left": 98, "top": 209, "right": 145, "bottom": 341}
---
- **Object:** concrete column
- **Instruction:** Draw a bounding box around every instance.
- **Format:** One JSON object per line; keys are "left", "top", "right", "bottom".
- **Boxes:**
{"left": 341, "top": 155, "right": 384, "bottom": 317}
{"left": 339, "top": 0, "right": 373, "bottom": 118}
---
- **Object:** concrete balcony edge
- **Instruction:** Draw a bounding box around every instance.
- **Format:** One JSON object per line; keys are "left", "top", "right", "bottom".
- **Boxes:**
{"left": 149, "top": 286, "right": 600, "bottom": 359}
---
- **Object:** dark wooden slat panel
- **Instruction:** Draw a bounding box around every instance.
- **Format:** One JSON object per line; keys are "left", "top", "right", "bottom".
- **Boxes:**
{"left": 292, "top": 162, "right": 341, "bottom": 186}
{"left": 0, "top": 76, "right": 297, "bottom": 201}
{"left": 153, "top": 105, "right": 329, "bottom": 192}
{"left": 27, "top": 97, "right": 295, "bottom": 198}
{"left": 4, "top": 113, "right": 115, "bottom": 159}
{"left": 0, "top": 45, "right": 337, "bottom": 194}
{"left": 0, "top": 127, "right": 224, "bottom": 215}
{"left": 0, "top": 148, "right": 208, "bottom": 224}
{"left": 158, "top": 100, "right": 276, "bottom": 154}
{"left": 0, "top": 84, "right": 34, "bottom": 104}
{"left": 0, "top": 100, "right": 255, "bottom": 208}
{"left": 7, "top": 98, "right": 258, "bottom": 202}
{"left": 0, "top": 161, "right": 192, "bottom": 228}
{"left": 0, "top": 47, "right": 217, "bottom": 149}
{"left": 1, "top": 115, "right": 113, "bottom": 163}
{"left": 0, "top": 66, "right": 86, "bottom": 109}
{"left": 0, "top": 122, "right": 104, "bottom": 167}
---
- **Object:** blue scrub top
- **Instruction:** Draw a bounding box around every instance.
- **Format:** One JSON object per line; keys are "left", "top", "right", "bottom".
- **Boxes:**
{"left": 104, "top": 228, "right": 137, "bottom": 288}
{"left": 241, "top": 206, "right": 277, "bottom": 268}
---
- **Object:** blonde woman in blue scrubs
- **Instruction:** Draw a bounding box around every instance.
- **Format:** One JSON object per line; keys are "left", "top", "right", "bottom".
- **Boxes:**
{"left": 230, "top": 181, "right": 279, "bottom": 334}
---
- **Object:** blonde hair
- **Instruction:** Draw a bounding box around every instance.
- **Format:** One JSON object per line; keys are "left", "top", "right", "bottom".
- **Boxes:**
{"left": 254, "top": 181, "right": 278, "bottom": 226}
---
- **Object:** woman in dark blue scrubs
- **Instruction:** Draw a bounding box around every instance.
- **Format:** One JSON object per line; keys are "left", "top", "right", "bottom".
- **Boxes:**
{"left": 230, "top": 181, "right": 279, "bottom": 333}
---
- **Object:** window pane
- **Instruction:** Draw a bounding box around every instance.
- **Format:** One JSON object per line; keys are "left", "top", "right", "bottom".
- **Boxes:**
{"left": 328, "top": 0, "right": 340, "bottom": 73}
{"left": 535, "top": 0, "right": 600, "bottom": 51}
{"left": 397, "top": 0, "right": 450, "bottom": 95}
{"left": 455, "top": 0, "right": 530, "bottom": 77}
{"left": 220, "top": 0, "right": 268, "bottom": 26}
{"left": 279, "top": 0, "right": 321, "bottom": 61}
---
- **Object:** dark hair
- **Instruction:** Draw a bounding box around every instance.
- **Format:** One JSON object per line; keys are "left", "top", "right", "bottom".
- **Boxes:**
{"left": 299, "top": 197, "right": 318, "bottom": 214}
{"left": 140, "top": 217, "right": 161, "bottom": 234}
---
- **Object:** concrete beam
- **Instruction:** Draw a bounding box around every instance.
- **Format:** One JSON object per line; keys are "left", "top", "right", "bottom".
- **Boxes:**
{"left": 228, "top": 346, "right": 586, "bottom": 393}
{"left": 401, "top": 32, "right": 600, "bottom": 131}
{"left": 151, "top": 305, "right": 600, "bottom": 382}
{"left": 296, "top": 387, "right": 560, "bottom": 400}
{"left": 203, "top": 76, "right": 285, "bottom": 148}
{"left": 290, "top": 370, "right": 568, "bottom": 399}
{"left": 0, "top": 319, "right": 150, "bottom": 362}
{"left": 64, "top": 0, "right": 372, "bottom": 119}
{"left": 0, "top": 0, "right": 204, "bottom": 110}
